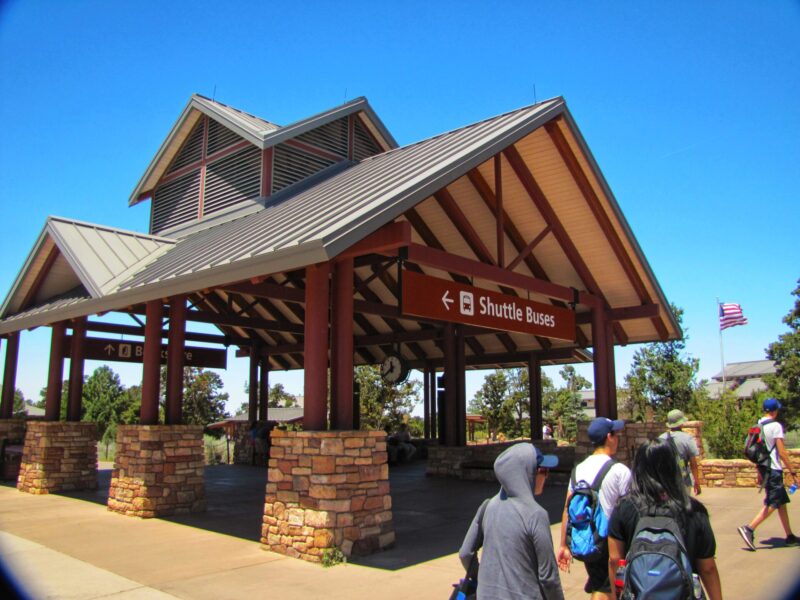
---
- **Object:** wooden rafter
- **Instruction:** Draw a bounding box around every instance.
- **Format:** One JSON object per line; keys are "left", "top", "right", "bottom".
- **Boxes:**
{"left": 544, "top": 119, "right": 669, "bottom": 340}
{"left": 503, "top": 145, "right": 629, "bottom": 345}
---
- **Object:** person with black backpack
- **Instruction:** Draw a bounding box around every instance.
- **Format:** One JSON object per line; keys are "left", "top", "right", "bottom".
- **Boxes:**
{"left": 607, "top": 437, "right": 722, "bottom": 600}
{"left": 558, "top": 417, "right": 631, "bottom": 599}
{"left": 737, "top": 397, "right": 799, "bottom": 551}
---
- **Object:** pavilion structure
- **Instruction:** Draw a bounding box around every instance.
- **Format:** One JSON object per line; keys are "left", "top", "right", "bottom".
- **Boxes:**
{"left": 0, "top": 94, "right": 679, "bottom": 560}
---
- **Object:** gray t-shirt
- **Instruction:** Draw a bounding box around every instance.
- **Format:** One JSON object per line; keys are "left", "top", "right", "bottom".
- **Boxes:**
{"left": 659, "top": 429, "right": 699, "bottom": 486}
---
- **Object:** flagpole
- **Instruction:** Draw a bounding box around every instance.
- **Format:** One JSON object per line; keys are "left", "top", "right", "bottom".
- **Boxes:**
{"left": 717, "top": 297, "right": 726, "bottom": 393}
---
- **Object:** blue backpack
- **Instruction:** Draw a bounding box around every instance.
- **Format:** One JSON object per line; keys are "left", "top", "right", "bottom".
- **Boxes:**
{"left": 620, "top": 506, "right": 697, "bottom": 599}
{"left": 566, "top": 459, "right": 616, "bottom": 561}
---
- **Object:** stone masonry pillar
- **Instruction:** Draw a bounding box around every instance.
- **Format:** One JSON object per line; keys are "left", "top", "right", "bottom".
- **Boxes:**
{"left": 261, "top": 430, "right": 394, "bottom": 562}
{"left": 17, "top": 421, "right": 97, "bottom": 494}
{"left": 108, "top": 425, "right": 205, "bottom": 517}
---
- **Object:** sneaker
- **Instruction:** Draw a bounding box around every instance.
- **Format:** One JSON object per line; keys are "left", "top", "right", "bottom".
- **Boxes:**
{"left": 786, "top": 534, "right": 799, "bottom": 546}
{"left": 738, "top": 525, "right": 756, "bottom": 551}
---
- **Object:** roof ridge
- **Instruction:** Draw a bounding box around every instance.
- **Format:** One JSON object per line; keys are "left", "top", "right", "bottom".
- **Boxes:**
{"left": 193, "top": 93, "right": 281, "bottom": 129}
{"left": 361, "top": 96, "right": 563, "bottom": 161}
{"left": 47, "top": 216, "right": 176, "bottom": 243}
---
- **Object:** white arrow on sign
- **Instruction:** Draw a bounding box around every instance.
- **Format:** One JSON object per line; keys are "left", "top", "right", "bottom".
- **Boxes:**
{"left": 441, "top": 290, "right": 454, "bottom": 311}
{"left": 104, "top": 344, "right": 115, "bottom": 356}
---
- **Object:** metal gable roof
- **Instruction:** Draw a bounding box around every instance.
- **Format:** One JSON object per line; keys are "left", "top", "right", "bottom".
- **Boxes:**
{"left": 0, "top": 217, "right": 175, "bottom": 319}
{"left": 121, "top": 99, "right": 566, "bottom": 291}
{"left": 129, "top": 95, "right": 397, "bottom": 207}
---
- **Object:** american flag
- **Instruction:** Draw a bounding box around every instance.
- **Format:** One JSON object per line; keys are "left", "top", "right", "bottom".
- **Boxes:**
{"left": 719, "top": 302, "right": 748, "bottom": 330}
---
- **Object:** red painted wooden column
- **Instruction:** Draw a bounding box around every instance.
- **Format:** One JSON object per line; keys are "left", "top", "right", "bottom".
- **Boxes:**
{"left": 605, "top": 322, "right": 618, "bottom": 420}
{"left": 166, "top": 295, "right": 186, "bottom": 425}
{"left": 259, "top": 356, "right": 270, "bottom": 422}
{"left": 443, "top": 323, "right": 459, "bottom": 446}
{"left": 303, "top": 262, "right": 330, "bottom": 430}
{"left": 45, "top": 322, "right": 67, "bottom": 421}
{"left": 529, "top": 353, "right": 543, "bottom": 440}
{"left": 423, "top": 364, "right": 431, "bottom": 439}
{"left": 1, "top": 332, "right": 20, "bottom": 419}
{"left": 455, "top": 325, "right": 467, "bottom": 446}
{"left": 331, "top": 257, "right": 354, "bottom": 430}
{"left": 140, "top": 299, "right": 162, "bottom": 424}
{"left": 592, "top": 307, "right": 610, "bottom": 418}
{"left": 249, "top": 344, "right": 259, "bottom": 423}
{"left": 67, "top": 317, "right": 87, "bottom": 421}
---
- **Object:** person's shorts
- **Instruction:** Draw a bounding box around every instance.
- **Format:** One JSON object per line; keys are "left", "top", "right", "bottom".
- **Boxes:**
{"left": 582, "top": 545, "right": 611, "bottom": 594}
{"left": 763, "top": 468, "right": 790, "bottom": 508}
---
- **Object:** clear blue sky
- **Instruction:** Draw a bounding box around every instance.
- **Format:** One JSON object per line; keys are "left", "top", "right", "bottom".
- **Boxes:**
{"left": 1, "top": 1, "right": 798, "bottom": 413}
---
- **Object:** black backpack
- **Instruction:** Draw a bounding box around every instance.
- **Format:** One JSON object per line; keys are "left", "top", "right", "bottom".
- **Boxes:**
{"left": 620, "top": 505, "right": 697, "bottom": 600}
{"left": 744, "top": 419, "right": 775, "bottom": 468}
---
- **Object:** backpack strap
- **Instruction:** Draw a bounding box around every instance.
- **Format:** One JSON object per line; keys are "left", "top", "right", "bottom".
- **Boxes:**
{"left": 590, "top": 458, "right": 617, "bottom": 491}
{"left": 759, "top": 419, "right": 777, "bottom": 463}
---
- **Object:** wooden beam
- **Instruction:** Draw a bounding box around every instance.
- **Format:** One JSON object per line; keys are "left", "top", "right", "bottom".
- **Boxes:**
{"left": 433, "top": 189, "right": 495, "bottom": 265}
{"left": 20, "top": 244, "right": 60, "bottom": 311}
{"left": 503, "top": 145, "right": 627, "bottom": 344}
{"left": 507, "top": 226, "right": 551, "bottom": 272}
{"left": 545, "top": 120, "right": 669, "bottom": 340}
{"left": 575, "top": 303, "right": 661, "bottom": 324}
{"left": 336, "top": 221, "right": 411, "bottom": 261}
{"left": 495, "top": 154, "right": 504, "bottom": 268}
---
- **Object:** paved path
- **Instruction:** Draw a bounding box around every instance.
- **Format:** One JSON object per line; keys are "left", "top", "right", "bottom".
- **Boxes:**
{"left": 1, "top": 467, "right": 798, "bottom": 599}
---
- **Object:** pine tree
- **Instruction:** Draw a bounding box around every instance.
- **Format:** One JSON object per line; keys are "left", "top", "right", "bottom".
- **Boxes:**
{"left": 765, "top": 279, "right": 800, "bottom": 430}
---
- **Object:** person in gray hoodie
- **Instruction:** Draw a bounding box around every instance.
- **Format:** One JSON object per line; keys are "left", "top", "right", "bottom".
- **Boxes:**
{"left": 458, "top": 443, "right": 564, "bottom": 600}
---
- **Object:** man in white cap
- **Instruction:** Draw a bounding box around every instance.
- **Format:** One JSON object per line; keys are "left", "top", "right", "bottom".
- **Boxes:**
{"left": 659, "top": 409, "right": 701, "bottom": 495}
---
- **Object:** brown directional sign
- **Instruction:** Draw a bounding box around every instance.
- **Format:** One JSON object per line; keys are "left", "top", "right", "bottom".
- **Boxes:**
{"left": 401, "top": 270, "right": 575, "bottom": 341}
{"left": 63, "top": 336, "right": 227, "bottom": 369}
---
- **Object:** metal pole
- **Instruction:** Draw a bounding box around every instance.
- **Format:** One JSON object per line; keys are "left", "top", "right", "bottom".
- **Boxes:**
{"left": 717, "top": 298, "right": 726, "bottom": 393}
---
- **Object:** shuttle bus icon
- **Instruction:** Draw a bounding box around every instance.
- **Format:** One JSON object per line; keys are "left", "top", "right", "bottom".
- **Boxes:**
{"left": 460, "top": 291, "right": 474, "bottom": 316}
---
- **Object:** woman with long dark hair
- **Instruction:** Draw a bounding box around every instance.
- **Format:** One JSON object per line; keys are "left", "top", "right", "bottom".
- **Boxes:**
{"left": 607, "top": 438, "right": 722, "bottom": 600}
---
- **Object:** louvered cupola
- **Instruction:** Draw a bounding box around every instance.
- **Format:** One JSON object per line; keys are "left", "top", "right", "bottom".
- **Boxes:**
{"left": 134, "top": 95, "right": 395, "bottom": 237}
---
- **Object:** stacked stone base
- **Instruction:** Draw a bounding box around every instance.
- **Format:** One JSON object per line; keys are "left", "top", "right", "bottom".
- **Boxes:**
{"left": 0, "top": 419, "right": 28, "bottom": 481}
{"left": 0, "top": 418, "right": 27, "bottom": 443}
{"left": 700, "top": 451, "right": 800, "bottom": 488}
{"left": 108, "top": 425, "right": 206, "bottom": 518}
{"left": 261, "top": 430, "right": 394, "bottom": 562}
{"left": 17, "top": 421, "right": 97, "bottom": 494}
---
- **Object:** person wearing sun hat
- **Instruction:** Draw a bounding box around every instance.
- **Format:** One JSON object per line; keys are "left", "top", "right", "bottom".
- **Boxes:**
{"left": 659, "top": 408, "right": 702, "bottom": 495}
{"left": 458, "top": 443, "right": 563, "bottom": 599}
{"left": 738, "top": 398, "right": 799, "bottom": 550}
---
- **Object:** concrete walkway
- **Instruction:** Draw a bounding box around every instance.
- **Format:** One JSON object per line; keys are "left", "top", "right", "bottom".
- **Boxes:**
{"left": 1, "top": 463, "right": 798, "bottom": 599}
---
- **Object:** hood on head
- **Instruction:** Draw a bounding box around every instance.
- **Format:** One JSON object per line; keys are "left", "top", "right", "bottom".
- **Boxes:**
{"left": 493, "top": 443, "right": 536, "bottom": 500}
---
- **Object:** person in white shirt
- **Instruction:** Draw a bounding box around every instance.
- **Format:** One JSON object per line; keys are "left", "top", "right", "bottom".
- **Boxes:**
{"left": 737, "top": 398, "right": 799, "bottom": 550}
{"left": 557, "top": 418, "right": 632, "bottom": 599}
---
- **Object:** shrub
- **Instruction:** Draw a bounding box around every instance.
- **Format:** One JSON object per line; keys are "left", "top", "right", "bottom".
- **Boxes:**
{"left": 321, "top": 548, "right": 346, "bottom": 567}
{"left": 695, "top": 391, "right": 761, "bottom": 459}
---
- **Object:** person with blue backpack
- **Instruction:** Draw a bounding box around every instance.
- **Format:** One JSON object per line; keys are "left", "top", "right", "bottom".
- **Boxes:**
{"left": 607, "top": 437, "right": 721, "bottom": 599}
{"left": 558, "top": 417, "right": 632, "bottom": 599}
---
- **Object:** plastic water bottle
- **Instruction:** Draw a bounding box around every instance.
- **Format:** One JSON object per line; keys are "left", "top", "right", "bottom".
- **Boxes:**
{"left": 614, "top": 559, "right": 626, "bottom": 596}
{"left": 692, "top": 573, "right": 704, "bottom": 599}
{"left": 789, "top": 483, "right": 798, "bottom": 495}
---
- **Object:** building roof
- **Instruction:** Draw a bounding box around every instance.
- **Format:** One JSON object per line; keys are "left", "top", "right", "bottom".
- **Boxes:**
{"left": 711, "top": 359, "right": 776, "bottom": 381}
{"left": 0, "top": 95, "right": 681, "bottom": 370}
{"left": 129, "top": 95, "right": 397, "bottom": 206}
{"left": 1, "top": 217, "right": 174, "bottom": 318}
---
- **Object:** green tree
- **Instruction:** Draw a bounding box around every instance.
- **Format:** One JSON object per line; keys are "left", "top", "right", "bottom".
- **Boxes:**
{"left": 355, "top": 366, "right": 419, "bottom": 432}
{"left": 504, "top": 368, "right": 531, "bottom": 439}
{"left": 694, "top": 389, "right": 760, "bottom": 458}
{"left": 268, "top": 383, "right": 297, "bottom": 408}
{"left": 13, "top": 388, "right": 26, "bottom": 418}
{"left": 624, "top": 305, "right": 700, "bottom": 420}
{"left": 181, "top": 367, "right": 229, "bottom": 428}
{"left": 83, "top": 366, "right": 129, "bottom": 440}
{"left": 120, "top": 385, "right": 142, "bottom": 424}
{"left": 544, "top": 366, "right": 589, "bottom": 441}
{"left": 765, "top": 279, "right": 800, "bottom": 430}
{"left": 472, "top": 370, "right": 510, "bottom": 440}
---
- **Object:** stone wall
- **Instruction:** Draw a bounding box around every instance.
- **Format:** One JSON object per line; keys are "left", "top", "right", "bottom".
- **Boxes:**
{"left": 0, "top": 418, "right": 26, "bottom": 444}
{"left": 261, "top": 430, "right": 394, "bottom": 562}
{"left": 701, "top": 450, "right": 800, "bottom": 488}
{"left": 17, "top": 421, "right": 97, "bottom": 494}
{"left": 108, "top": 425, "right": 205, "bottom": 518}
{"left": 427, "top": 439, "right": 569, "bottom": 481}
{"left": 576, "top": 420, "right": 669, "bottom": 467}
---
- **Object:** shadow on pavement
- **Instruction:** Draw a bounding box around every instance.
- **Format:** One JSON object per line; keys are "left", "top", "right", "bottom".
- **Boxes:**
{"left": 46, "top": 460, "right": 570, "bottom": 571}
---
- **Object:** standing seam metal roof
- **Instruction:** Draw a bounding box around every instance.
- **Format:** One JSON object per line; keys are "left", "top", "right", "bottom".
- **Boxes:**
{"left": 122, "top": 99, "right": 564, "bottom": 290}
